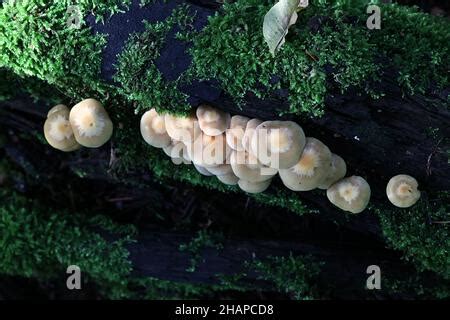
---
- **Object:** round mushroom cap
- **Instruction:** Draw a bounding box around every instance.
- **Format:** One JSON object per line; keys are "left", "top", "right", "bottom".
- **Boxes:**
{"left": 187, "top": 133, "right": 230, "bottom": 167}
{"left": 279, "top": 137, "right": 332, "bottom": 191}
{"left": 163, "top": 140, "right": 190, "bottom": 164}
{"left": 226, "top": 115, "right": 250, "bottom": 151}
{"left": 250, "top": 121, "right": 306, "bottom": 169}
{"left": 327, "top": 176, "right": 371, "bottom": 214}
{"left": 194, "top": 163, "right": 214, "bottom": 176}
{"left": 238, "top": 179, "right": 271, "bottom": 194}
{"left": 242, "top": 118, "right": 262, "bottom": 154}
{"left": 386, "top": 174, "right": 421, "bottom": 208}
{"left": 318, "top": 154, "right": 347, "bottom": 190}
{"left": 196, "top": 104, "right": 231, "bottom": 136}
{"left": 205, "top": 164, "right": 233, "bottom": 176}
{"left": 230, "top": 150, "right": 277, "bottom": 182}
{"left": 140, "top": 109, "right": 171, "bottom": 148}
{"left": 44, "top": 104, "right": 81, "bottom": 152}
{"left": 217, "top": 172, "right": 239, "bottom": 185}
{"left": 165, "top": 113, "right": 200, "bottom": 144}
{"left": 69, "top": 98, "right": 113, "bottom": 148}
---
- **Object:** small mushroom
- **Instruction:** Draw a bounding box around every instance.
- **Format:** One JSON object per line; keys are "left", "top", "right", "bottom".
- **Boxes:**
{"left": 194, "top": 163, "right": 214, "bottom": 176}
{"left": 187, "top": 133, "right": 229, "bottom": 167}
{"left": 165, "top": 113, "right": 200, "bottom": 144}
{"left": 250, "top": 121, "right": 305, "bottom": 169}
{"left": 217, "top": 172, "right": 239, "bottom": 185}
{"left": 205, "top": 164, "right": 233, "bottom": 176}
{"left": 327, "top": 176, "right": 371, "bottom": 214}
{"left": 44, "top": 104, "right": 81, "bottom": 152}
{"left": 69, "top": 98, "right": 113, "bottom": 148}
{"left": 279, "top": 138, "right": 332, "bottom": 191}
{"left": 230, "top": 150, "right": 277, "bottom": 182}
{"left": 238, "top": 179, "right": 272, "bottom": 194}
{"left": 140, "top": 109, "right": 171, "bottom": 148}
{"left": 242, "top": 118, "right": 262, "bottom": 154}
{"left": 196, "top": 104, "right": 231, "bottom": 136}
{"left": 163, "top": 140, "right": 190, "bottom": 165}
{"left": 226, "top": 115, "right": 249, "bottom": 151}
{"left": 318, "top": 154, "right": 347, "bottom": 190}
{"left": 386, "top": 174, "right": 421, "bottom": 208}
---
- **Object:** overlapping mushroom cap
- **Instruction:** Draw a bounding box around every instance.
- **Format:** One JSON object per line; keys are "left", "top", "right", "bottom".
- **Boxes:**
{"left": 250, "top": 121, "right": 305, "bottom": 169}
{"left": 196, "top": 104, "right": 231, "bottom": 136}
{"left": 230, "top": 150, "right": 277, "bottom": 183}
{"left": 44, "top": 104, "right": 81, "bottom": 152}
{"left": 318, "top": 154, "right": 347, "bottom": 190}
{"left": 187, "top": 132, "right": 229, "bottom": 167}
{"left": 217, "top": 172, "right": 239, "bottom": 185}
{"left": 386, "top": 174, "right": 421, "bottom": 208}
{"left": 165, "top": 113, "right": 200, "bottom": 144}
{"left": 279, "top": 138, "right": 332, "bottom": 191}
{"left": 226, "top": 115, "right": 249, "bottom": 151}
{"left": 327, "top": 176, "right": 371, "bottom": 214}
{"left": 69, "top": 98, "right": 113, "bottom": 148}
{"left": 163, "top": 140, "right": 191, "bottom": 165}
{"left": 140, "top": 109, "right": 171, "bottom": 148}
{"left": 242, "top": 118, "right": 262, "bottom": 154}
{"left": 238, "top": 179, "right": 272, "bottom": 194}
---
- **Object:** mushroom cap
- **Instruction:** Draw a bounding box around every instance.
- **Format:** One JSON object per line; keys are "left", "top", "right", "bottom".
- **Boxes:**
{"left": 242, "top": 118, "right": 262, "bottom": 154}
{"left": 165, "top": 113, "right": 200, "bottom": 144}
{"left": 318, "top": 154, "right": 347, "bottom": 190}
{"left": 44, "top": 104, "right": 81, "bottom": 152}
{"left": 230, "top": 150, "right": 277, "bottom": 182}
{"left": 205, "top": 164, "right": 233, "bottom": 176}
{"left": 327, "top": 176, "right": 371, "bottom": 214}
{"left": 250, "top": 120, "right": 306, "bottom": 169}
{"left": 163, "top": 140, "right": 191, "bottom": 164}
{"left": 386, "top": 174, "right": 421, "bottom": 208}
{"left": 196, "top": 104, "right": 231, "bottom": 136}
{"left": 194, "top": 163, "right": 214, "bottom": 176}
{"left": 226, "top": 115, "right": 250, "bottom": 151}
{"left": 238, "top": 179, "right": 272, "bottom": 194}
{"left": 69, "top": 98, "right": 113, "bottom": 148}
{"left": 217, "top": 172, "right": 239, "bottom": 185}
{"left": 187, "top": 132, "right": 230, "bottom": 167}
{"left": 279, "top": 137, "right": 332, "bottom": 191}
{"left": 140, "top": 109, "right": 171, "bottom": 148}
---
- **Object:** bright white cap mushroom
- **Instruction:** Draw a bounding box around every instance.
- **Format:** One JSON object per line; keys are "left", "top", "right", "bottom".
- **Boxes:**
{"left": 327, "top": 176, "right": 371, "bottom": 214}
{"left": 279, "top": 137, "right": 332, "bottom": 191}
{"left": 44, "top": 104, "right": 81, "bottom": 152}
{"left": 318, "top": 154, "right": 347, "bottom": 190}
{"left": 165, "top": 113, "right": 200, "bottom": 144}
{"left": 230, "top": 150, "right": 277, "bottom": 182}
{"left": 69, "top": 98, "right": 113, "bottom": 148}
{"left": 140, "top": 109, "right": 171, "bottom": 148}
{"left": 226, "top": 115, "right": 249, "bottom": 151}
{"left": 242, "top": 118, "right": 262, "bottom": 154}
{"left": 187, "top": 133, "right": 230, "bottom": 167}
{"left": 250, "top": 121, "right": 306, "bottom": 169}
{"left": 163, "top": 140, "right": 190, "bottom": 165}
{"left": 196, "top": 104, "right": 231, "bottom": 136}
{"left": 386, "top": 174, "right": 421, "bottom": 208}
{"left": 217, "top": 172, "right": 239, "bottom": 185}
{"left": 238, "top": 179, "right": 271, "bottom": 194}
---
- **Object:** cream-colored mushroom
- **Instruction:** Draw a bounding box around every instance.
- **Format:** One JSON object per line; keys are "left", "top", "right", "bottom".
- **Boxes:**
{"left": 386, "top": 174, "right": 421, "bottom": 208}
{"left": 196, "top": 104, "right": 230, "bottom": 136}
{"left": 163, "top": 140, "right": 190, "bottom": 165}
{"left": 187, "top": 133, "right": 229, "bottom": 167}
{"left": 226, "top": 115, "right": 249, "bottom": 151}
{"left": 165, "top": 113, "right": 200, "bottom": 144}
{"left": 279, "top": 138, "right": 332, "bottom": 191}
{"left": 44, "top": 104, "right": 81, "bottom": 152}
{"left": 69, "top": 98, "right": 113, "bottom": 148}
{"left": 242, "top": 118, "right": 262, "bottom": 154}
{"left": 217, "top": 172, "right": 239, "bottom": 185}
{"left": 194, "top": 163, "right": 214, "bottom": 176}
{"left": 326, "top": 176, "right": 371, "bottom": 214}
{"left": 318, "top": 154, "right": 347, "bottom": 190}
{"left": 230, "top": 150, "right": 277, "bottom": 182}
{"left": 250, "top": 121, "right": 305, "bottom": 169}
{"left": 238, "top": 179, "right": 271, "bottom": 194}
{"left": 140, "top": 109, "right": 171, "bottom": 148}
{"left": 205, "top": 164, "right": 233, "bottom": 176}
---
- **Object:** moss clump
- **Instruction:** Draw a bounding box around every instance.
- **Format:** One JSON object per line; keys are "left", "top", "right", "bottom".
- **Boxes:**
{"left": 376, "top": 195, "right": 450, "bottom": 280}
{"left": 190, "top": 0, "right": 449, "bottom": 117}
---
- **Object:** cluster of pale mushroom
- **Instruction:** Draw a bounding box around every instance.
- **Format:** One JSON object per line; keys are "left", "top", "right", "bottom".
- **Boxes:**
{"left": 44, "top": 99, "right": 113, "bottom": 151}
{"left": 140, "top": 104, "right": 374, "bottom": 214}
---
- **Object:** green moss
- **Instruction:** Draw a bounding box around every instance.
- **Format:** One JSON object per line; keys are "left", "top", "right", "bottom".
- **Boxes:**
{"left": 376, "top": 195, "right": 450, "bottom": 279}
